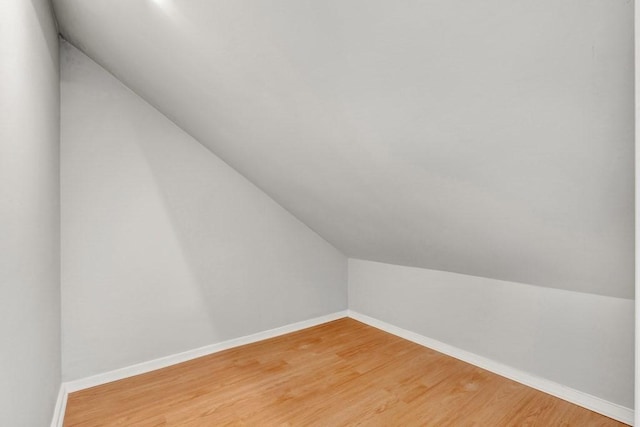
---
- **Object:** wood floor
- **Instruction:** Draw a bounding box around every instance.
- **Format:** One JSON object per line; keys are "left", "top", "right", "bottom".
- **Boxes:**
{"left": 64, "top": 318, "right": 627, "bottom": 426}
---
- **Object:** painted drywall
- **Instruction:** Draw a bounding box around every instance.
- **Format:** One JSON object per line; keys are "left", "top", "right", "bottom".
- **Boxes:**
{"left": 635, "top": 1, "right": 640, "bottom": 422}
{"left": 52, "top": 0, "right": 634, "bottom": 298}
{"left": 348, "top": 259, "right": 634, "bottom": 408}
{"left": 0, "top": 0, "right": 61, "bottom": 425}
{"left": 60, "top": 42, "right": 347, "bottom": 381}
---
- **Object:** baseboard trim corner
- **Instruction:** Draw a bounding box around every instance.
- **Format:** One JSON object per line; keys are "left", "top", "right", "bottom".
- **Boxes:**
{"left": 347, "top": 310, "right": 634, "bottom": 426}
{"left": 54, "top": 309, "right": 631, "bottom": 425}
{"left": 50, "top": 383, "right": 68, "bottom": 427}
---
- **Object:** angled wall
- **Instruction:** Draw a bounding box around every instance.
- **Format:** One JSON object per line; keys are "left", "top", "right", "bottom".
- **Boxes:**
{"left": 60, "top": 43, "right": 347, "bottom": 381}
{"left": 52, "top": 0, "right": 634, "bottom": 299}
{"left": 0, "top": 0, "right": 61, "bottom": 425}
{"left": 54, "top": 1, "right": 633, "bottom": 421}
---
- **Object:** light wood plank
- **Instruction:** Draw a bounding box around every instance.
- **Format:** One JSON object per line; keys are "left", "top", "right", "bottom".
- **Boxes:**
{"left": 64, "top": 318, "right": 627, "bottom": 426}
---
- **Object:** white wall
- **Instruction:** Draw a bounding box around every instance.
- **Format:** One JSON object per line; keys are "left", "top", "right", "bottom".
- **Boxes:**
{"left": 349, "top": 259, "right": 634, "bottom": 409}
{"left": 0, "top": 0, "right": 61, "bottom": 425}
{"left": 635, "top": 0, "right": 640, "bottom": 421}
{"left": 52, "top": 0, "right": 634, "bottom": 299}
{"left": 60, "top": 42, "right": 347, "bottom": 381}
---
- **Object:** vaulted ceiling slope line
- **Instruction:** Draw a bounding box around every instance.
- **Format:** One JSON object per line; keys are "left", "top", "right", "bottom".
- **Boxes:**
{"left": 52, "top": 0, "right": 634, "bottom": 299}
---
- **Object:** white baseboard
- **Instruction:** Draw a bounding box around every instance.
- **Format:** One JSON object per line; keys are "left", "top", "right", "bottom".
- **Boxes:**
{"left": 54, "top": 310, "right": 348, "bottom": 426}
{"left": 53, "top": 309, "right": 633, "bottom": 426}
{"left": 64, "top": 310, "right": 348, "bottom": 394}
{"left": 50, "top": 383, "right": 68, "bottom": 427}
{"left": 348, "top": 310, "right": 634, "bottom": 426}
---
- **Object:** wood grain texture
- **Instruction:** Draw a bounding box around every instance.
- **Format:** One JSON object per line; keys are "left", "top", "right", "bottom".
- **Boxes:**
{"left": 64, "top": 318, "right": 627, "bottom": 426}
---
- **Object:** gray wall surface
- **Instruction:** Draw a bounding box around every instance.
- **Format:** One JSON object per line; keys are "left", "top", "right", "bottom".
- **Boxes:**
{"left": 349, "top": 259, "right": 634, "bottom": 408}
{"left": 60, "top": 43, "right": 347, "bottom": 381}
{"left": 52, "top": 0, "right": 634, "bottom": 298}
{"left": 0, "top": 0, "right": 61, "bottom": 425}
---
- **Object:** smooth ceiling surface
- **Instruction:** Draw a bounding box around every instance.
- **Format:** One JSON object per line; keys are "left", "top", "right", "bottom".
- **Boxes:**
{"left": 52, "top": 0, "right": 634, "bottom": 298}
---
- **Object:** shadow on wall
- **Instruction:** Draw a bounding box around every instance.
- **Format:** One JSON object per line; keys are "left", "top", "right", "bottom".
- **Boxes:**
{"left": 30, "top": 0, "right": 58, "bottom": 68}
{"left": 62, "top": 42, "right": 345, "bottom": 380}
{"left": 134, "top": 134, "right": 265, "bottom": 339}
{"left": 132, "top": 113, "right": 335, "bottom": 339}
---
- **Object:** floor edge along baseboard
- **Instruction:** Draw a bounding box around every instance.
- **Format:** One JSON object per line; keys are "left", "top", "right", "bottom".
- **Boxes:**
{"left": 347, "top": 310, "right": 634, "bottom": 426}
{"left": 54, "top": 309, "right": 633, "bottom": 426}
{"left": 63, "top": 310, "right": 349, "bottom": 394}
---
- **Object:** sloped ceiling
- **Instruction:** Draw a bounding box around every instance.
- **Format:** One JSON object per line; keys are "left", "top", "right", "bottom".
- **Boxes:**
{"left": 52, "top": 0, "right": 634, "bottom": 298}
